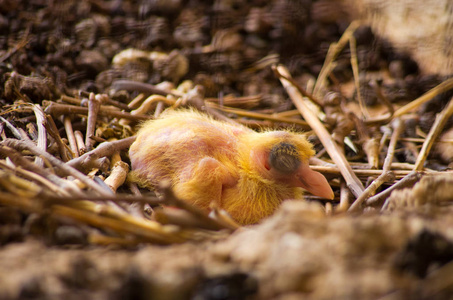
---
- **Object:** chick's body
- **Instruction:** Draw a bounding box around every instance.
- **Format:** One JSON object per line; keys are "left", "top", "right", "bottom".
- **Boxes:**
{"left": 129, "top": 110, "right": 333, "bottom": 225}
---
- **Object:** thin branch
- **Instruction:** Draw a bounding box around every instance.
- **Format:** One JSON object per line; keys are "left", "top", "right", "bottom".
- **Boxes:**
{"left": 44, "top": 114, "right": 71, "bottom": 161}
{"left": 0, "top": 160, "right": 68, "bottom": 196}
{"left": 41, "top": 193, "right": 162, "bottom": 206}
{"left": 0, "top": 145, "right": 80, "bottom": 197}
{"left": 365, "top": 171, "right": 423, "bottom": 207}
{"left": 128, "top": 93, "right": 146, "bottom": 109}
{"left": 349, "top": 118, "right": 404, "bottom": 211}
{"left": 366, "top": 79, "right": 394, "bottom": 125}
{"left": 393, "top": 77, "right": 453, "bottom": 118}
{"left": 32, "top": 104, "right": 47, "bottom": 167}
{"left": 1, "top": 138, "right": 111, "bottom": 196}
{"left": 104, "top": 161, "right": 129, "bottom": 192}
{"left": 414, "top": 96, "right": 453, "bottom": 170}
{"left": 64, "top": 116, "right": 79, "bottom": 157}
{"left": 270, "top": 71, "right": 324, "bottom": 108}
{"left": 207, "top": 102, "right": 309, "bottom": 127}
{"left": 275, "top": 64, "right": 365, "bottom": 197}
{"left": 313, "top": 20, "right": 361, "bottom": 96}
{"left": 112, "top": 79, "right": 178, "bottom": 97}
{"left": 51, "top": 205, "right": 185, "bottom": 244}
{"left": 131, "top": 95, "right": 173, "bottom": 115}
{"left": 158, "top": 181, "right": 238, "bottom": 231}
{"left": 85, "top": 93, "right": 101, "bottom": 151}
{"left": 383, "top": 119, "right": 405, "bottom": 173}
{"left": 348, "top": 171, "right": 395, "bottom": 212}
{"left": 67, "top": 136, "right": 136, "bottom": 172}
{"left": 44, "top": 102, "right": 151, "bottom": 121}
{"left": 310, "top": 165, "right": 413, "bottom": 178}
{"left": 0, "top": 116, "right": 23, "bottom": 140}
{"left": 336, "top": 181, "right": 353, "bottom": 213}
{"left": 349, "top": 35, "right": 368, "bottom": 119}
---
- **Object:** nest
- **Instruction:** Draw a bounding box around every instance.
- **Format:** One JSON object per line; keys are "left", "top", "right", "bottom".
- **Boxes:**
{"left": 0, "top": 0, "right": 452, "bottom": 299}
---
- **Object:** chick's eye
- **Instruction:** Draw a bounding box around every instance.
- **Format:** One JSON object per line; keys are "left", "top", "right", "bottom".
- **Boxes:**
{"left": 268, "top": 142, "right": 301, "bottom": 173}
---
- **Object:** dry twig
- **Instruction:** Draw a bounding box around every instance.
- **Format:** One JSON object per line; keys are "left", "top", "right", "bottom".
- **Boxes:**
{"left": 365, "top": 171, "right": 423, "bottom": 207}
{"left": 349, "top": 118, "right": 403, "bottom": 211}
{"left": 275, "top": 64, "right": 365, "bottom": 197}
{"left": 67, "top": 136, "right": 136, "bottom": 173}
{"left": 414, "top": 96, "right": 453, "bottom": 170}
{"left": 44, "top": 102, "right": 151, "bottom": 121}
{"left": 158, "top": 181, "right": 238, "bottom": 231}
{"left": 85, "top": 93, "right": 102, "bottom": 151}
{"left": 207, "top": 102, "right": 309, "bottom": 127}
{"left": 393, "top": 78, "right": 453, "bottom": 118}
{"left": 1, "top": 138, "right": 111, "bottom": 196}
{"left": 104, "top": 161, "right": 129, "bottom": 192}
{"left": 313, "top": 21, "right": 360, "bottom": 97}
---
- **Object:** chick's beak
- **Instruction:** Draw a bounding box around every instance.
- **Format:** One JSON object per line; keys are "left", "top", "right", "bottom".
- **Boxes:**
{"left": 296, "top": 163, "right": 334, "bottom": 199}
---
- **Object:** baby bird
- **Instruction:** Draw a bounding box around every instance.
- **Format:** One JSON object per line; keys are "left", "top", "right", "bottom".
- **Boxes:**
{"left": 129, "top": 110, "right": 334, "bottom": 225}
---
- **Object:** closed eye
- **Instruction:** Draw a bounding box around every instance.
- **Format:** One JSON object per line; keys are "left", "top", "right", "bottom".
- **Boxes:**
{"left": 268, "top": 142, "right": 301, "bottom": 174}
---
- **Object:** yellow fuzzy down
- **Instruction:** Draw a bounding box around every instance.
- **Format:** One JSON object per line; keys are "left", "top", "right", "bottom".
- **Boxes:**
{"left": 129, "top": 109, "right": 316, "bottom": 225}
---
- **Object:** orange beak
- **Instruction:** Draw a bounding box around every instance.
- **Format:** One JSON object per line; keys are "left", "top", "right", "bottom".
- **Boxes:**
{"left": 296, "top": 163, "right": 334, "bottom": 199}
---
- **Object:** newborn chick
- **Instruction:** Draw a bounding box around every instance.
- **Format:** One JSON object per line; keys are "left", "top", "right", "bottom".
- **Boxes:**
{"left": 129, "top": 110, "right": 334, "bottom": 225}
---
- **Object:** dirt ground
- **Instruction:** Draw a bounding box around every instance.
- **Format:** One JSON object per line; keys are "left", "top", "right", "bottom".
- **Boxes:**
{"left": 1, "top": 1, "right": 453, "bottom": 299}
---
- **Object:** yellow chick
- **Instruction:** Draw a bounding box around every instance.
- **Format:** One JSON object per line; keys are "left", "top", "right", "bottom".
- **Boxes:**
{"left": 129, "top": 110, "right": 334, "bottom": 225}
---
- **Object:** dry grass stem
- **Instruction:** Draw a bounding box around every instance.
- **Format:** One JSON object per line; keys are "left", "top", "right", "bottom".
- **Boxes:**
{"left": 207, "top": 102, "right": 309, "bottom": 127}
{"left": 0, "top": 116, "right": 23, "bottom": 140}
{"left": 0, "top": 145, "right": 82, "bottom": 196}
{"left": 349, "top": 36, "right": 368, "bottom": 119}
{"left": 383, "top": 119, "right": 404, "bottom": 172}
{"left": 414, "top": 97, "right": 453, "bottom": 170}
{"left": 348, "top": 171, "right": 395, "bottom": 212}
{"left": 112, "top": 79, "right": 175, "bottom": 97}
{"left": 131, "top": 95, "right": 173, "bottom": 116}
{"left": 104, "top": 161, "right": 129, "bottom": 192}
{"left": 366, "top": 79, "right": 394, "bottom": 125}
{"left": 313, "top": 20, "right": 360, "bottom": 96}
{"left": 67, "top": 136, "right": 136, "bottom": 172}
{"left": 325, "top": 202, "right": 333, "bottom": 215}
{"left": 0, "top": 170, "right": 42, "bottom": 198}
{"left": 400, "top": 137, "right": 453, "bottom": 143}
{"left": 127, "top": 93, "right": 146, "bottom": 109}
{"left": 276, "top": 64, "right": 365, "bottom": 197}
{"left": 209, "top": 208, "right": 242, "bottom": 230}
{"left": 44, "top": 102, "right": 151, "bottom": 121}
{"left": 0, "top": 182, "right": 191, "bottom": 244}
{"left": 1, "top": 139, "right": 111, "bottom": 196}
{"left": 52, "top": 205, "right": 185, "bottom": 244}
{"left": 205, "top": 94, "right": 262, "bottom": 109}
{"left": 336, "top": 181, "right": 353, "bottom": 212}
{"left": 45, "top": 114, "right": 72, "bottom": 161}
{"left": 74, "top": 130, "right": 86, "bottom": 155}
{"left": 158, "top": 181, "right": 237, "bottom": 231}
{"left": 85, "top": 93, "right": 101, "bottom": 151}
{"left": 393, "top": 77, "right": 453, "bottom": 118}
{"left": 271, "top": 71, "right": 324, "bottom": 108}
{"left": 365, "top": 171, "right": 423, "bottom": 206}
{"left": 31, "top": 104, "right": 47, "bottom": 167}
{"left": 311, "top": 165, "right": 412, "bottom": 178}
{"left": 352, "top": 114, "right": 380, "bottom": 168}
{"left": 273, "top": 109, "right": 301, "bottom": 118}
{"left": 0, "top": 160, "right": 70, "bottom": 196}
{"left": 88, "top": 234, "right": 144, "bottom": 246}
{"left": 379, "top": 171, "right": 428, "bottom": 210}
{"left": 154, "top": 207, "right": 226, "bottom": 230}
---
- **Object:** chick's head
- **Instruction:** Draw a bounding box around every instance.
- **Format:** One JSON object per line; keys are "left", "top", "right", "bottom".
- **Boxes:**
{"left": 238, "top": 130, "right": 334, "bottom": 200}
